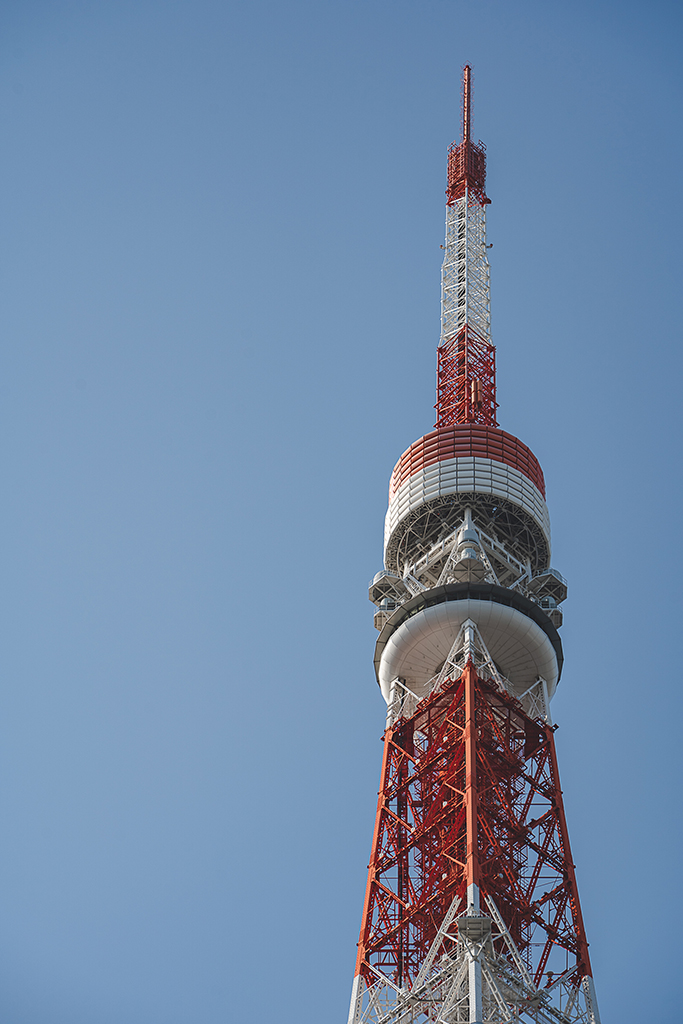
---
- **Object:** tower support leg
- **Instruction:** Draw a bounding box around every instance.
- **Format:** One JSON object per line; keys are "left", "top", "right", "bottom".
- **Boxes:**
{"left": 582, "top": 974, "right": 602, "bottom": 1024}
{"left": 346, "top": 974, "right": 364, "bottom": 1024}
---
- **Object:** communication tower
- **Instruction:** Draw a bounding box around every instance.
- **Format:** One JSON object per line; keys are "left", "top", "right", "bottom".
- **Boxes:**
{"left": 347, "top": 67, "right": 601, "bottom": 1024}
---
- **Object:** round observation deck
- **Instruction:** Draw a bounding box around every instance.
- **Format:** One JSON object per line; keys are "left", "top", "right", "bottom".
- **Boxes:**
{"left": 374, "top": 582, "right": 563, "bottom": 704}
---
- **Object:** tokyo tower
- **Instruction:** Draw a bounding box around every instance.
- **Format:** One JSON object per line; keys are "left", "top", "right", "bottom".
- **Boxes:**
{"left": 347, "top": 67, "right": 601, "bottom": 1024}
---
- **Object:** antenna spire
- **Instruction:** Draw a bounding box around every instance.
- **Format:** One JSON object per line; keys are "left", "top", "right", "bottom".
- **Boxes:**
{"left": 437, "top": 64, "right": 495, "bottom": 428}
{"left": 463, "top": 64, "right": 471, "bottom": 142}
{"left": 445, "top": 66, "right": 489, "bottom": 207}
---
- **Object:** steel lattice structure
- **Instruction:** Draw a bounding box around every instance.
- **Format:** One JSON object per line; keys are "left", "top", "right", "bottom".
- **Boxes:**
{"left": 350, "top": 651, "right": 598, "bottom": 1024}
{"left": 351, "top": 66, "right": 601, "bottom": 1024}
{"left": 437, "top": 66, "right": 496, "bottom": 428}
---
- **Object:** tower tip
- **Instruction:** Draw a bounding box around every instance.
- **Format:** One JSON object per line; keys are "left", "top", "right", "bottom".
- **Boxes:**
{"left": 463, "top": 65, "right": 472, "bottom": 142}
{"left": 445, "top": 63, "right": 489, "bottom": 209}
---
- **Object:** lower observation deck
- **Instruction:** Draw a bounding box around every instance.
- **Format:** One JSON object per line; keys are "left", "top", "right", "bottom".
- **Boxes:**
{"left": 374, "top": 581, "right": 563, "bottom": 703}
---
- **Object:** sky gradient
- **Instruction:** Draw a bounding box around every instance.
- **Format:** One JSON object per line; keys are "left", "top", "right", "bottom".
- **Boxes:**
{"left": 0, "top": 1, "right": 680, "bottom": 1021}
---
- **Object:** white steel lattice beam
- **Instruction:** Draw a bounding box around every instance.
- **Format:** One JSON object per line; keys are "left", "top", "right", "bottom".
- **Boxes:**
{"left": 350, "top": 894, "right": 601, "bottom": 1024}
{"left": 441, "top": 191, "right": 491, "bottom": 346}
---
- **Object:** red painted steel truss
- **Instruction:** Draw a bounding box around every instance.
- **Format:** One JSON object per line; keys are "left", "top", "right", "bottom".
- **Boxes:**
{"left": 354, "top": 665, "right": 592, "bottom": 993}
{"left": 446, "top": 137, "right": 490, "bottom": 207}
{"left": 436, "top": 324, "right": 498, "bottom": 428}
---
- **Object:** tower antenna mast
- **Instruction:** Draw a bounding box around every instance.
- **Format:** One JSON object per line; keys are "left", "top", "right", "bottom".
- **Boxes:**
{"left": 463, "top": 62, "right": 471, "bottom": 141}
{"left": 437, "top": 65, "right": 495, "bottom": 428}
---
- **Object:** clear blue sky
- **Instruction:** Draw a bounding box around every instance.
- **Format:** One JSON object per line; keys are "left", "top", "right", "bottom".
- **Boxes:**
{"left": 0, "top": 1, "right": 680, "bottom": 1021}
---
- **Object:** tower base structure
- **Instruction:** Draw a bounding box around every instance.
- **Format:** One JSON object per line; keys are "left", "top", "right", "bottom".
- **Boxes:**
{"left": 348, "top": 625, "right": 600, "bottom": 1024}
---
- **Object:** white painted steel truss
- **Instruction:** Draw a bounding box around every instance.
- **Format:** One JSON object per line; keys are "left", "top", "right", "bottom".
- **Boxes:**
{"left": 348, "top": 893, "right": 600, "bottom": 1024}
{"left": 441, "top": 190, "right": 491, "bottom": 345}
{"left": 373, "top": 513, "right": 564, "bottom": 614}
{"left": 405, "top": 514, "right": 529, "bottom": 593}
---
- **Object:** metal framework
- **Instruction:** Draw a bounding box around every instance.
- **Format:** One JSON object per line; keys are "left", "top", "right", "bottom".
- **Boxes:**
{"left": 351, "top": 65, "right": 600, "bottom": 1024}
{"left": 436, "top": 66, "right": 497, "bottom": 428}
{"left": 348, "top": 652, "right": 599, "bottom": 1024}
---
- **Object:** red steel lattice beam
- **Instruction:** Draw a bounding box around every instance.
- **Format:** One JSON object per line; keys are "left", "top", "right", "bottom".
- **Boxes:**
{"left": 436, "top": 323, "right": 498, "bottom": 428}
{"left": 353, "top": 666, "right": 593, "bottom": 993}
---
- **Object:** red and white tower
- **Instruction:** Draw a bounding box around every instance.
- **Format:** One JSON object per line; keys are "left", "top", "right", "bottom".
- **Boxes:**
{"left": 347, "top": 67, "right": 601, "bottom": 1024}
